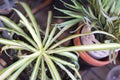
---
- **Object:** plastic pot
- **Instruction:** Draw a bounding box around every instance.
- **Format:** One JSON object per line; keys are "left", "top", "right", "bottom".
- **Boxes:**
{"left": 73, "top": 24, "right": 118, "bottom": 66}
{"left": 0, "top": 0, "right": 19, "bottom": 39}
{"left": 0, "top": 0, "right": 16, "bottom": 15}
{"left": 106, "top": 65, "right": 120, "bottom": 80}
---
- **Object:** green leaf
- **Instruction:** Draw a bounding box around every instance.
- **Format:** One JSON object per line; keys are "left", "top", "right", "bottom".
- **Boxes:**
{"left": 102, "top": 0, "right": 109, "bottom": 8}
{"left": 0, "top": 58, "right": 30, "bottom": 80}
{"left": 48, "top": 19, "right": 81, "bottom": 47}
{"left": 30, "top": 55, "right": 42, "bottom": 80}
{"left": 19, "top": 2, "right": 42, "bottom": 45}
{"left": 0, "top": 16, "right": 25, "bottom": 34}
{"left": 53, "top": 52, "right": 78, "bottom": 62}
{"left": 41, "top": 59, "right": 47, "bottom": 80}
{"left": 50, "top": 56, "right": 75, "bottom": 67}
{"left": 18, "top": 51, "right": 40, "bottom": 58}
{"left": 114, "top": 0, "right": 120, "bottom": 13}
{"left": 43, "top": 53, "right": 61, "bottom": 80}
{"left": 8, "top": 58, "right": 35, "bottom": 80}
{"left": 44, "top": 26, "right": 57, "bottom": 50}
{"left": 104, "top": 0, "right": 114, "bottom": 12}
{"left": 56, "top": 63, "right": 77, "bottom": 80}
{"left": 88, "top": 7, "right": 97, "bottom": 19}
{"left": 50, "top": 32, "right": 93, "bottom": 49}
{"left": 71, "top": 0, "right": 82, "bottom": 8}
{"left": 50, "top": 30, "right": 116, "bottom": 49}
{"left": 0, "top": 38, "right": 37, "bottom": 52}
{"left": 57, "top": 19, "right": 81, "bottom": 29}
{"left": 54, "top": 16, "right": 73, "bottom": 19}
{"left": 54, "top": 7, "right": 83, "bottom": 19}
{"left": 43, "top": 11, "right": 52, "bottom": 45}
{"left": 1, "top": 45, "right": 27, "bottom": 51}
{"left": 48, "top": 43, "right": 120, "bottom": 53}
{"left": 0, "top": 27, "right": 38, "bottom": 48}
{"left": 60, "top": 0, "right": 81, "bottom": 10}
{"left": 0, "top": 38, "right": 21, "bottom": 46}
{"left": 13, "top": 8, "right": 42, "bottom": 49}
{"left": 110, "top": 1, "right": 116, "bottom": 14}
{"left": 70, "top": 67, "right": 82, "bottom": 80}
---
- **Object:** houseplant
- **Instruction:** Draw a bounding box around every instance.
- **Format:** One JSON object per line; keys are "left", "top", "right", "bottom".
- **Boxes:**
{"left": 55, "top": 0, "right": 120, "bottom": 66}
{"left": 1, "top": 1, "right": 120, "bottom": 80}
{"left": 0, "top": 2, "right": 81, "bottom": 80}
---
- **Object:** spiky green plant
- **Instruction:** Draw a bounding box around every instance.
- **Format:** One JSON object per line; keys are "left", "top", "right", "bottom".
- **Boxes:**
{"left": 0, "top": 2, "right": 81, "bottom": 80}
{"left": 0, "top": 1, "right": 120, "bottom": 80}
{"left": 55, "top": 0, "right": 120, "bottom": 42}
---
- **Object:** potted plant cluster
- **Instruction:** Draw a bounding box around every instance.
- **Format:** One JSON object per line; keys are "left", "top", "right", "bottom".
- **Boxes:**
{"left": 55, "top": 0, "right": 120, "bottom": 66}
{"left": 0, "top": 1, "right": 120, "bottom": 80}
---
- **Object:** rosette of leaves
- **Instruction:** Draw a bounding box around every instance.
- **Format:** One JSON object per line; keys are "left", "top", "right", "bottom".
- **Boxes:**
{"left": 0, "top": 1, "right": 120, "bottom": 80}
{"left": 0, "top": 2, "right": 81, "bottom": 80}
{"left": 55, "top": 0, "right": 120, "bottom": 42}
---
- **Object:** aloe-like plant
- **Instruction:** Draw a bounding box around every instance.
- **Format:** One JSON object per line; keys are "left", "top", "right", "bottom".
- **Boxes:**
{"left": 0, "top": 1, "right": 120, "bottom": 80}
{"left": 0, "top": 2, "right": 81, "bottom": 80}
{"left": 55, "top": 0, "right": 120, "bottom": 42}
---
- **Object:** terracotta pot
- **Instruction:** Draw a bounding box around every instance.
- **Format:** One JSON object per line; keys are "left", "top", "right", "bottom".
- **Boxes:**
{"left": 74, "top": 25, "right": 118, "bottom": 66}
{"left": 106, "top": 65, "right": 120, "bottom": 80}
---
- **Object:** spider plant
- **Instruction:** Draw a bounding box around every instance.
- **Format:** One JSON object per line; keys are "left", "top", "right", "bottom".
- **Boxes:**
{"left": 0, "top": 1, "right": 120, "bottom": 80}
{"left": 55, "top": 0, "right": 120, "bottom": 42}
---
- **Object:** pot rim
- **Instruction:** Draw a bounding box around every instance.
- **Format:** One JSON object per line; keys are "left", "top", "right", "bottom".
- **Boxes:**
{"left": 73, "top": 27, "right": 118, "bottom": 66}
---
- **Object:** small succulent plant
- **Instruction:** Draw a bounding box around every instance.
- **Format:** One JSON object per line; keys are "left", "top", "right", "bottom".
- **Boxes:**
{"left": 55, "top": 0, "right": 120, "bottom": 61}
{"left": 55, "top": 0, "right": 120, "bottom": 42}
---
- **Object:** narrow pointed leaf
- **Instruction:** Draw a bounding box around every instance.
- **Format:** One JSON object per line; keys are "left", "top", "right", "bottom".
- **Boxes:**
{"left": 54, "top": 7, "right": 83, "bottom": 19}
{"left": 44, "top": 26, "right": 57, "bottom": 50}
{"left": 41, "top": 59, "right": 47, "bottom": 80}
{"left": 43, "top": 11, "right": 52, "bottom": 45}
{"left": 48, "top": 43, "right": 120, "bottom": 53}
{"left": 8, "top": 58, "right": 35, "bottom": 80}
{"left": 54, "top": 52, "right": 78, "bottom": 61}
{"left": 50, "top": 56, "right": 75, "bottom": 67}
{"left": 13, "top": 8, "right": 42, "bottom": 49}
{"left": 0, "top": 16, "right": 25, "bottom": 34}
{"left": 30, "top": 55, "right": 42, "bottom": 80}
{"left": 43, "top": 54, "right": 61, "bottom": 80}
{"left": 0, "top": 27, "right": 38, "bottom": 48}
{"left": 19, "top": 2, "right": 41, "bottom": 43}
{"left": 56, "top": 63, "right": 77, "bottom": 80}
{"left": 0, "top": 58, "right": 29, "bottom": 80}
